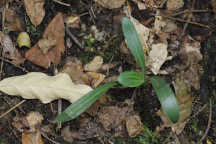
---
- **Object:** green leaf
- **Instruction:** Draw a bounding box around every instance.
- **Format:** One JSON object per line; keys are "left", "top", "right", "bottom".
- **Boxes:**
{"left": 118, "top": 71, "right": 144, "bottom": 87}
{"left": 150, "top": 76, "right": 179, "bottom": 123}
{"left": 122, "top": 17, "right": 146, "bottom": 76}
{"left": 54, "top": 82, "right": 118, "bottom": 122}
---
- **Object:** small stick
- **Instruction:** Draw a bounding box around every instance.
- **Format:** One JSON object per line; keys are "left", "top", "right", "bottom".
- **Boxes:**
{"left": 52, "top": 0, "right": 70, "bottom": 7}
{"left": 160, "top": 14, "right": 210, "bottom": 29}
{"left": 65, "top": 25, "right": 83, "bottom": 49}
{"left": 199, "top": 99, "right": 212, "bottom": 143}
{"left": 0, "top": 100, "right": 26, "bottom": 119}
{"left": 171, "top": 9, "right": 210, "bottom": 17}
{"left": 41, "top": 131, "right": 61, "bottom": 144}
{"left": 0, "top": 57, "right": 28, "bottom": 73}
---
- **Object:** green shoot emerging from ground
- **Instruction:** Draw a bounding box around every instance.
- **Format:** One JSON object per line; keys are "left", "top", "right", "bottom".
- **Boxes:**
{"left": 55, "top": 17, "right": 179, "bottom": 124}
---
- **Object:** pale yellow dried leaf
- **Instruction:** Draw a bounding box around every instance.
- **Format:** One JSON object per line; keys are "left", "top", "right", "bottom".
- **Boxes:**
{"left": 17, "top": 32, "right": 31, "bottom": 48}
{"left": 148, "top": 43, "right": 168, "bottom": 75}
{"left": 94, "top": 0, "right": 125, "bottom": 9}
{"left": 86, "top": 72, "right": 105, "bottom": 88}
{"left": 84, "top": 56, "right": 103, "bottom": 72}
{"left": 24, "top": 0, "right": 45, "bottom": 26}
{"left": 0, "top": 72, "right": 92, "bottom": 104}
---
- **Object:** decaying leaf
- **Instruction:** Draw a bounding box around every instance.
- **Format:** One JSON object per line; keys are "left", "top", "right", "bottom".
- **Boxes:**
{"left": 60, "top": 57, "right": 87, "bottom": 84}
{"left": 167, "top": 0, "right": 184, "bottom": 11}
{"left": 84, "top": 56, "right": 103, "bottom": 72}
{"left": 13, "top": 112, "right": 44, "bottom": 132}
{"left": 126, "top": 115, "right": 144, "bottom": 137}
{"left": 0, "top": 72, "right": 92, "bottom": 104}
{"left": 156, "top": 76, "right": 193, "bottom": 135}
{"left": 25, "top": 13, "right": 65, "bottom": 69}
{"left": 94, "top": 0, "right": 126, "bottom": 9}
{"left": 148, "top": 43, "right": 168, "bottom": 75}
{"left": 5, "top": 9, "right": 24, "bottom": 31}
{"left": 180, "top": 35, "right": 202, "bottom": 66}
{"left": 38, "top": 38, "right": 57, "bottom": 54}
{"left": 24, "top": 0, "right": 45, "bottom": 26}
{"left": 22, "top": 131, "right": 44, "bottom": 144}
{"left": 0, "top": 31, "right": 25, "bottom": 65}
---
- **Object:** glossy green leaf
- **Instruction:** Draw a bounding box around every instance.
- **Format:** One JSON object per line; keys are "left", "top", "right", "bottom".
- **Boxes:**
{"left": 122, "top": 17, "right": 146, "bottom": 76}
{"left": 54, "top": 82, "right": 118, "bottom": 122}
{"left": 150, "top": 76, "right": 179, "bottom": 123}
{"left": 118, "top": 71, "right": 144, "bottom": 87}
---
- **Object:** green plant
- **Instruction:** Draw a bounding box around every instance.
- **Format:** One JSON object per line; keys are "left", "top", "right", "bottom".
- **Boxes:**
{"left": 55, "top": 17, "right": 179, "bottom": 123}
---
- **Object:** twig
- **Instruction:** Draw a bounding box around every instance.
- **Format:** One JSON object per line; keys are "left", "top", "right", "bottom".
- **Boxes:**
{"left": 181, "top": 0, "right": 196, "bottom": 38}
{"left": 41, "top": 131, "right": 61, "bottom": 144}
{"left": 52, "top": 0, "right": 70, "bottom": 7}
{"left": 0, "top": 100, "right": 26, "bottom": 119}
{"left": 65, "top": 25, "right": 83, "bottom": 49}
{"left": 199, "top": 99, "right": 212, "bottom": 143}
{"left": 0, "top": 57, "right": 28, "bottom": 73}
{"left": 171, "top": 9, "right": 210, "bottom": 17}
{"left": 160, "top": 14, "right": 210, "bottom": 29}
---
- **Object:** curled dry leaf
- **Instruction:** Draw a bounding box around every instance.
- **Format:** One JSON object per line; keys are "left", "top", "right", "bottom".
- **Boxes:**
{"left": 94, "top": 0, "right": 126, "bottom": 9}
{"left": 24, "top": 0, "right": 45, "bottom": 26}
{"left": 86, "top": 72, "right": 105, "bottom": 88}
{"left": 0, "top": 72, "right": 92, "bottom": 104}
{"left": 65, "top": 15, "right": 81, "bottom": 29}
{"left": 25, "top": 13, "right": 65, "bottom": 69}
{"left": 84, "top": 56, "right": 103, "bottom": 72}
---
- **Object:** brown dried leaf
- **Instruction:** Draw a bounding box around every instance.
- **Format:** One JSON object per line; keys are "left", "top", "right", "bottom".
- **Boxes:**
{"left": 5, "top": 9, "right": 24, "bottom": 31}
{"left": 25, "top": 13, "right": 65, "bottom": 69}
{"left": 84, "top": 56, "right": 103, "bottom": 72}
{"left": 94, "top": 0, "right": 126, "bottom": 9}
{"left": 12, "top": 112, "right": 43, "bottom": 133}
{"left": 60, "top": 57, "right": 87, "bottom": 84}
{"left": 24, "top": 0, "right": 45, "bottom": 26}
{"left": 97, "top": 106, "right": 129, "bottom": 131}
{"left": 156, "top": 76, "right": 193, "bottom": 135}
{"left": 126, "top": 115, "right": 144, "bottom": 137}
{"left": 22, "top": 131, "right": 44, "bottom": 144}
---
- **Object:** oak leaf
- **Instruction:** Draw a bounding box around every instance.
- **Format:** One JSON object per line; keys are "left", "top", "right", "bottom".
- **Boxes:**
{"left": 25, "top": 13, "right": 65, "bottom": 69}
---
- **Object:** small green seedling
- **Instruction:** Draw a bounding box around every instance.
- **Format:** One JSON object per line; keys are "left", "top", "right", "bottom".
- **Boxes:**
{"left": 55, "top": 17, "right": 179, "bottom": 123}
